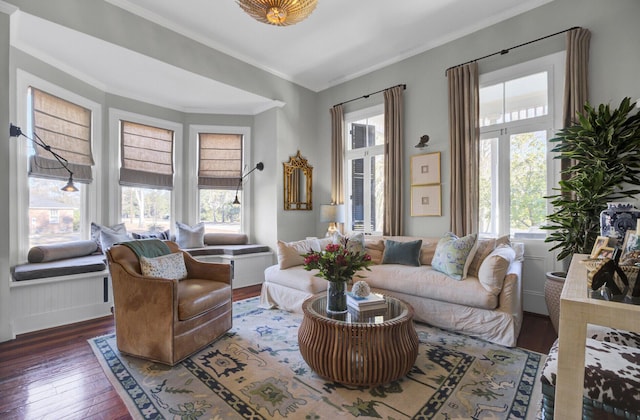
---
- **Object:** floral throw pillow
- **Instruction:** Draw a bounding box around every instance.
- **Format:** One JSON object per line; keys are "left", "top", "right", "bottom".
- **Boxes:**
{"left": 431, "top": 232, "right": 478, "bottom": 280}
{"left": 140, "top": 252, "right": 188, "bottom": 280}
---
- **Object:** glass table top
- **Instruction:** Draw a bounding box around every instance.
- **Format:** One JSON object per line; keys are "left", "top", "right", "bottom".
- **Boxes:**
{"left": 304, "top": 294, "right": 410, "bottom": 325}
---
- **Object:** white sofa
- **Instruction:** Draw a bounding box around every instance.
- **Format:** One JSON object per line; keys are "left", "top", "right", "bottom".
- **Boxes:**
{"left": 260, "top": 235, "right": 523, "bottom": 347}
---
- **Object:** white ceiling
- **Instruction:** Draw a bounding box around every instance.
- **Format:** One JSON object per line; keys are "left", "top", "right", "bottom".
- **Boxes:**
{"left": 9, "top": 0, "right": 552, "bottom": 114}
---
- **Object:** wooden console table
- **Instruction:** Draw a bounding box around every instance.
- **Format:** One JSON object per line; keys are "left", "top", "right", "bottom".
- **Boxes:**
{"left": 555, "top": 254, "right": 640, "bottom": 418}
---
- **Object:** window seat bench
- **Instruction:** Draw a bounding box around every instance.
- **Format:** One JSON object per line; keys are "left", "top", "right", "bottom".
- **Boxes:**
{"left": 9, "top": 239, "right": 273, "bottom": 335}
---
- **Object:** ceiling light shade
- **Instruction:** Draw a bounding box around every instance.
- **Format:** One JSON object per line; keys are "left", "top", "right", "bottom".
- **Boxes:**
{"left": 237, "top": 0, "right": 318, "bottom": 26}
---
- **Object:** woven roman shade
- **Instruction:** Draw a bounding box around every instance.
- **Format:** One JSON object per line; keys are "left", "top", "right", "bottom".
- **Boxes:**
{"left": 29, "top": 88, "right": 94, "bottom": 182}
{"left": 198, "top": 133, "right": 242, "bottom": 190}
{"left": 120, "top": 121, "right": 174, "bottom": 189}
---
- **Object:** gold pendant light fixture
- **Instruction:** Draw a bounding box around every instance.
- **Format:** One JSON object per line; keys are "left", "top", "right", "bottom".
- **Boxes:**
{"left": 237, "top": 0, "right": 318, "bottom": 26}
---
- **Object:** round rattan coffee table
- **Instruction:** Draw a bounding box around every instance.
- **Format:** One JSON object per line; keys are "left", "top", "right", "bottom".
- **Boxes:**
{"left": 298, "top": 293, "right": 419, "bottom": 386}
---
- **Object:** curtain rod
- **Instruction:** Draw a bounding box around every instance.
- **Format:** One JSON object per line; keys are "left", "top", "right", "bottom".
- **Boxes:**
{"left": 445, "top": 26, "right": 581, "bottom": 75}
{"left": 333, "top": 83, "right": 406, "bottom": 108}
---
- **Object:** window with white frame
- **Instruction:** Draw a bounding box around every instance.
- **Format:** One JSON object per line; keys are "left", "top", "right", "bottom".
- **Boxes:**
{"left": 119, "top": 120, "right": 174, "bottom": 235}
{"left": 23, "top": 86, "right": 96, "bottom": 247}
{"left": 197, "top": 132, "right": 244, "bottom": 234}
{"left": 478, "top": 52, "right": 564, "bottom": 239}
{"left": 344, "top": 105, "right": 385, "bottom": 234}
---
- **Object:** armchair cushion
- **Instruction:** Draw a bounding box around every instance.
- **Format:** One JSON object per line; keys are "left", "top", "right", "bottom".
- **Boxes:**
{"left": 178, "top": 279, "right": 231, "bottom": 320}
{"left": 140, "top": 252, "right": 188, "bottom": 280}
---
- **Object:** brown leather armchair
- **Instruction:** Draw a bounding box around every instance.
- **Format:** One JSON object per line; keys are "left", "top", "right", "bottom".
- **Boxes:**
{"left": 106, "top": 241, "right": 232, "bottom": 365}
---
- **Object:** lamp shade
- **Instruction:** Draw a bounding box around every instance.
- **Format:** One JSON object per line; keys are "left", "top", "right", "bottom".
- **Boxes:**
{"left": 320, "top": 204, "right": 344, "bottom": 223}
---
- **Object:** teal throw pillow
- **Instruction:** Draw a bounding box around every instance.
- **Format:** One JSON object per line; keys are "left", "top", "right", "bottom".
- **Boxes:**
{"left": 381, "top": 239, "right": 422, "bottom": 266}
{"left": 431, "top": 232, "right": 478, "bottom": 280}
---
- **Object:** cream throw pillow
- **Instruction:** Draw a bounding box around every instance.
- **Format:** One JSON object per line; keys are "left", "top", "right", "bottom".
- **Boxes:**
{"left": 140, "top": 252, "right": 188, "bottom": 280}
{"left": 277, "top": 239, "right": 318, "bottom": 269}
{"left": 477, "top": 245, "right": 515, "bottom": 295}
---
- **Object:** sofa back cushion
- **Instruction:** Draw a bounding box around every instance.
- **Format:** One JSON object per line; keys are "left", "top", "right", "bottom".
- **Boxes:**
{"left": 431, "top": 232, "right": 477, "bottom": 280}
{"left": 467, "top": 235, "right": 510, "bottom": 278}
{"left": 477, "top": 245, "right": 515, "bottom": 295}
{"left": 381, "top": 239, "right": 422, "bottom": 266}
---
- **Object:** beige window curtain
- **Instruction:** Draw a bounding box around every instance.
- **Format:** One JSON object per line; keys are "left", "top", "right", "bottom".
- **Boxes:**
{"left": 120, "top": 120, "right": 174, "bottom": 189}
{"left": 561, "top": 28, "right": 591, "bottom": 177}
{"left": 383, "top": 85, "right": 404, "bottom": 236}
{"left": 330, "top": 105, "right": 344, "bottom": 205}
{"left": 563, "top": 28, "right": 591, "bottom": 127}
{"left": 446, "top": 62, "right": 479, "bottom": 236}
{"left": 198, "top": 133, "right": 243, "bottom": 190}
{"left": 29, "top": 88, "right": 94, "bottom": 183}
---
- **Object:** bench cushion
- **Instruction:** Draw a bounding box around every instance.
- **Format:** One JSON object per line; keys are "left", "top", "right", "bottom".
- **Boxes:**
{"left": 13, "top": 254, "right": 107, "bottom": 281}
{"left": 185, "top": 244, "right": 270, "bottom": 257}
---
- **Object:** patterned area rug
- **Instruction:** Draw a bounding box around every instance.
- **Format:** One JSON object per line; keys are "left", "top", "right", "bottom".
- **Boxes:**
{"left": 89, "top": 297, "right": 544, "bottom": 419}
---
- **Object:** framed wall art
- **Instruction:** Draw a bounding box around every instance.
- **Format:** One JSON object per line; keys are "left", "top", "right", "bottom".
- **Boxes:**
{"left": 411, "top": 184, "right": 441, "bottom": 216}
{"left": 411, "top": 152, "right": 440, "bottom": 185}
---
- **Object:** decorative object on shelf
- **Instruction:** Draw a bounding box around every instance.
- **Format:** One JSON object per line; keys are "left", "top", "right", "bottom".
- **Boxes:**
{"left": 320, "top": 203, "right": 344, "bottom": 237}
{"left": 600, "top": 202, "right": 640, "bottom": 240}
{"left": 232, "top": 162, "right": 264, "bottom": 205}
{"left": 415, "top": 134, "right": 430, "bottom": 148}
{"left": 590, "top": 236, "right": 611, "bottom": 258}
{"left": 283, "top": 150, "right": 313, "bottom": 210}
{"left": 588, "top": 248, "right": 629, "bottom": 301}
{"left": 8, "top": 123, "right": 78, "bottom": 192}
{"left": 302, "top": 239, "right": 372, "bottom": 314}
{"left": 236, "top": 0, "right": 317, "bottom": 26}
{"left": 351, "top": 280, "right": 370, "bottom": 298}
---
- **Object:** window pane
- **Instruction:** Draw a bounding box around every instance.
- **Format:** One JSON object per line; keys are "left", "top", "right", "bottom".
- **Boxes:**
{"left": 479, "top": 137, "right": 498, "bottom": 235}
{"left": 372, "top": 154, "right": 384, "bottom": 233}
{"left": 479, "top": 83, "right": 503, "bottom": 127}
{"left": 350, "top": 157, "right": 364, "bottom": 231}
{"left": 505, "top": 72, "right": 548, "bottom": 122}
{"left": 29, "top": 177, "right": 82, "bottom": 246}
{"left": 199, "top": 189, "right": 241, "bottom": 233}
{"left": 349, "top": 117, "right": 384, "bottom": 150}
{"left": 121, "top": 186, "right": 171, "bottom": 234}
{"left": 510, "top": 130, "right": 547, "bottom": 239}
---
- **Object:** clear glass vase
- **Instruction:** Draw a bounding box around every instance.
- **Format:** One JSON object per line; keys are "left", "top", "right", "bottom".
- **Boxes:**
{"left": 326, "top": 280, "right": 348, "bottom": 314}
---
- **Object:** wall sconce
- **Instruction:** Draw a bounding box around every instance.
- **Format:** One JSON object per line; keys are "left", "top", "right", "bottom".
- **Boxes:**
{"left": 320, "top": 203, "right": 345, "bottom": 237}
{"left": 233, "top": 162, "right": 264, "bottom": 205}
{"left": 9, "top": 123, "right": 78, "bottom": 192}
{"left": 415, "top": 134, "right": 430, "bottom": 149}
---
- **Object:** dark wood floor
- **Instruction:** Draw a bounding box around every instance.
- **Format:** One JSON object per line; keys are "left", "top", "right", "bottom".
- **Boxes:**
{"left": 0, "top": 285, "right": 557, "bottom": 419}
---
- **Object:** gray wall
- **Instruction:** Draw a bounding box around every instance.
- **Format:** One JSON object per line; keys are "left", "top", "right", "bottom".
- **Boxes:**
{"left": 0, "top": 7, "right": 12, "bottom": 342}
{"left": 317, "top": 0, "right": 640, "bottom": 237}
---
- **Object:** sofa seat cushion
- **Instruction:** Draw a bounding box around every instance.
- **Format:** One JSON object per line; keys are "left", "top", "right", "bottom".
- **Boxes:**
{"left": 13, "top": 254, "right": 107, "bottom": 281}
{"left": 264, "top": 264, "right": 328, "bottom": 294}
{"left": 542, "top": 337, "right": 640, "bottom": 414}
{"left": 185, "top": 244, "right": 270, "bottom": 257}
{"left": 177, "top": 279, "right": 231, "bottom": 320}
{"left": 364, "top": 264, "right": 498, "bottom": 310}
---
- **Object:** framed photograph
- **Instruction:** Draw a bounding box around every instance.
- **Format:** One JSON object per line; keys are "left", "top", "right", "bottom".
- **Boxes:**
{"left": 621, "top": 229, "right": 640, "bottom": 253}
{"left": 590, "top": 236, "right": 610, "bottom": 259}
{"left": 411, "top": 185, "right": 441, "bottom": 216}
{"left": 411, "top": 152, "right": 440, "bottom": 185}
{"left": 594, "top": 246, "right": 615, "bottom": 259}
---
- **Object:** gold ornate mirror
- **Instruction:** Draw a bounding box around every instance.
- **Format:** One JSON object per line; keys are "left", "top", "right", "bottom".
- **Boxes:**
{"left": 283, "top": 150, "right": 313, "bottom": 210}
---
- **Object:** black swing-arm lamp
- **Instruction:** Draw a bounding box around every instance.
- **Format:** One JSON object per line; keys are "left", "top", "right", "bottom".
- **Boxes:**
{"left": 233, "top": 162, "right": 264, "bottom": 205}
{"left": 9, "top": 123, "right": 78, "bottom": 192}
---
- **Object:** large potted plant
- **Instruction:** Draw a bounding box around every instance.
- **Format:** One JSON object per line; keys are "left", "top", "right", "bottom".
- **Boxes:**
{"left": 543, "top": 97, "right": 640, "bottom": 332}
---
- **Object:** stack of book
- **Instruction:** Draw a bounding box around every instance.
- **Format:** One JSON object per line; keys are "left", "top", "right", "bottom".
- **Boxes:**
{"left": 347, "top": 292, "right": 387, "bottom": 311}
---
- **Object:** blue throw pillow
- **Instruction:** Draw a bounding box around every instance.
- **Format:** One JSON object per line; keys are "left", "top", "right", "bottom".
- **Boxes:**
{"left": 381, "top": 239, "right": 422, "bottom": 266}
{"left": 431, "top": 232, "right": 477, "bottom": 280}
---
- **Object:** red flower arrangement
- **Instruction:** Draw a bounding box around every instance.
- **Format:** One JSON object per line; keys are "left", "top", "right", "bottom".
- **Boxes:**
{"left": 302, "top": 239, "right": 372, "bottom": 283}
